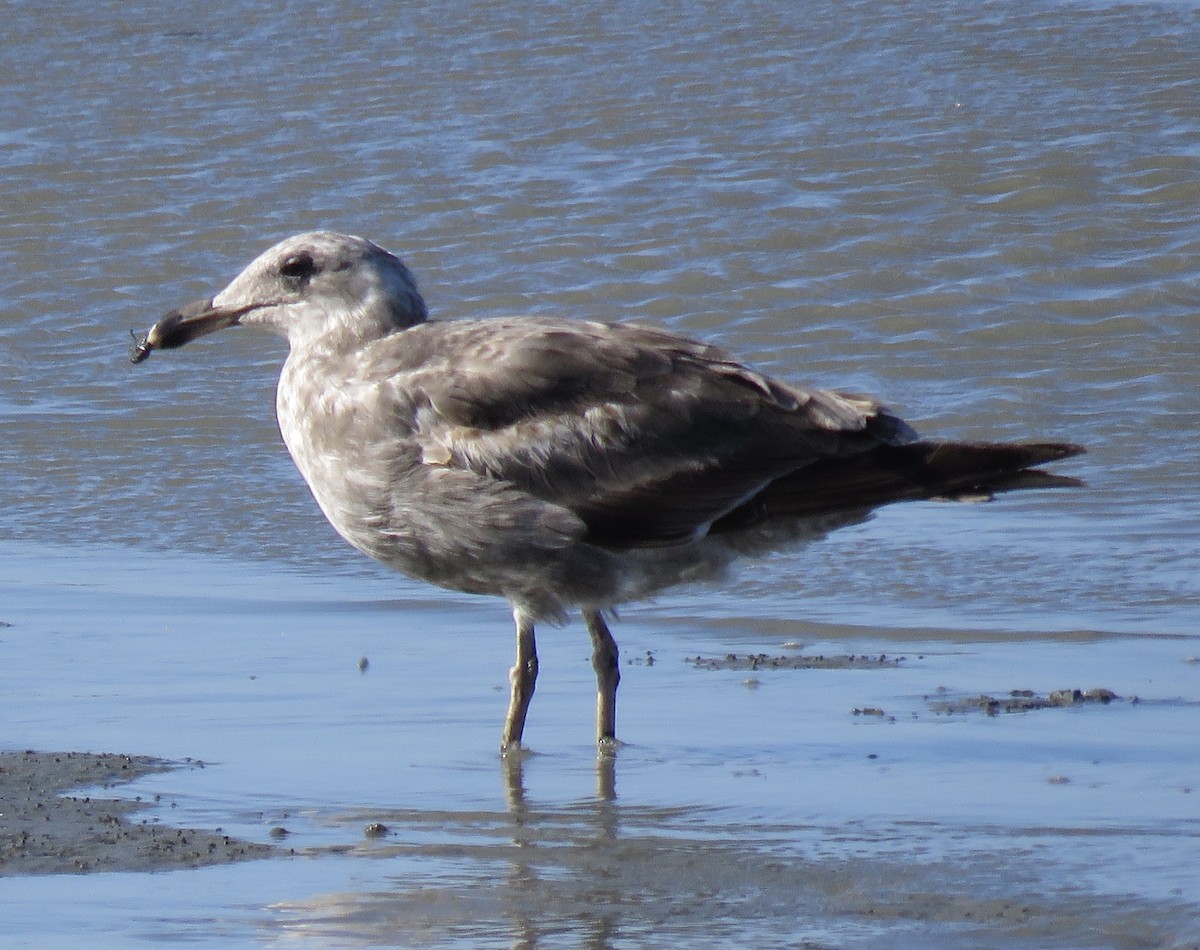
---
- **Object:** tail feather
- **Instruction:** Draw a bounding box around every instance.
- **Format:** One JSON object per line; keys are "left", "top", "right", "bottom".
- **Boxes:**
{"left": 711, "top": 440, "right": 1084, "bottom": 530}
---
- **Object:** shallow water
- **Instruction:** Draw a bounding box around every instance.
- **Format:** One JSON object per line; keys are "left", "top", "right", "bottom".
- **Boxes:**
{"left": 2, "top": 0, "right": 1199, "bottom": 946}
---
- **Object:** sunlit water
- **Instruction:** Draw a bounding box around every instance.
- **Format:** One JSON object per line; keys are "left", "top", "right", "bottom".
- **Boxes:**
{"left": 2, "top": 0, "right": 1198, "bottom": 946}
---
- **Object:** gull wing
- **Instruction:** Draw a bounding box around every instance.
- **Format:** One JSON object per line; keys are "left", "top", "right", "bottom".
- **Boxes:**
{"left": 368, "top": 318, "right": 914, "bottom": 547}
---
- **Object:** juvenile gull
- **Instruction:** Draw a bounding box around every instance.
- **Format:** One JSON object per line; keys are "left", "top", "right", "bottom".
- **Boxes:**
{"left": 131, "top": 231, "right": 1083, "bottom": 754}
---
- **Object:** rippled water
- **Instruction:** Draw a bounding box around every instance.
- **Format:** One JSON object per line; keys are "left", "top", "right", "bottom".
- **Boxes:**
{"left": 2, "top": 1, "right": 1199, "bottom": 946}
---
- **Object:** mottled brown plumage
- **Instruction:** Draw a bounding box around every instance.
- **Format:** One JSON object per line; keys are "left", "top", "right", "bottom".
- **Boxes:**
{"left": 132, "top": 231, "right": 1083, "bottom": 753}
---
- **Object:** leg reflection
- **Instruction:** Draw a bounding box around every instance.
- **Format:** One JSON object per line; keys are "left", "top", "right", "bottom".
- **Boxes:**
{"left": 595, "top": 743, "right": 617, "bottom": 803}
{"left": 498, "top": 747, "right": 623, "bottom": 950}
{"left": 502, "top": 749, "right": 529, "bottom": 825}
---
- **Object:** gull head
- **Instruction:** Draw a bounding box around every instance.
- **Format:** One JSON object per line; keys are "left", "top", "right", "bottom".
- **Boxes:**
{"left": 131, "top": 231, "right": 427, "bottom": 362}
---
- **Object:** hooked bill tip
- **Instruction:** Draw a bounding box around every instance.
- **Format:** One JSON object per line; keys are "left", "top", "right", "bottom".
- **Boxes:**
{"left": 129, "top": 329, "right": 153, "bottom": 364}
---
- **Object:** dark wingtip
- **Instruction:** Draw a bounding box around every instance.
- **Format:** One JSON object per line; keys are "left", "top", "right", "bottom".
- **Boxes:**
{"left": 975, "top": 469, "right": 1086, "bottom": 494}
{"left": 931, "top": 441, "right": 1087, "bottom": 498}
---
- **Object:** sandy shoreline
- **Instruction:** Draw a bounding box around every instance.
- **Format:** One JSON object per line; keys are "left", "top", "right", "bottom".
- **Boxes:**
{"left": 0, "top": 750, "right": 273, "bottom": 875}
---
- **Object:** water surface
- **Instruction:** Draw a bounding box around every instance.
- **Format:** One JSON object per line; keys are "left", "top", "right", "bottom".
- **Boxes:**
{"left": 2, "top": 0, "right": 1198, "bottom": 946}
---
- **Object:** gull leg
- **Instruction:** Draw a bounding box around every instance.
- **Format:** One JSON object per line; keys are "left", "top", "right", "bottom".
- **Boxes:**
{"left": 583, "top": 609, "right": 620, "bottom": 748}
{"left": 501, "top": 608, "right": 538, "bottom": 754}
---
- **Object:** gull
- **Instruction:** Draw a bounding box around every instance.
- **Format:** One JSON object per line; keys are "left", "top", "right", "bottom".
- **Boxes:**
{"left": 131, "top": 231, "right": 1083, "bottom": 754}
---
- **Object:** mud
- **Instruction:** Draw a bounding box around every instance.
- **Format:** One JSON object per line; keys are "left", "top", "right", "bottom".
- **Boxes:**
{"left": 687, "top": 651, "right": 906, "bottom": 671}
{"left": 0, "top": 750, "right": 273, "bottom": 875}
{"left": 928, "top": 688, "right": 1125, "bottom": 717}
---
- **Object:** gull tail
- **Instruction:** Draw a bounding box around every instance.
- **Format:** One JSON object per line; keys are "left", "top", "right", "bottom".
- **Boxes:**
{"left": 717, "top": 441, "right": 1085, "bottom": 528}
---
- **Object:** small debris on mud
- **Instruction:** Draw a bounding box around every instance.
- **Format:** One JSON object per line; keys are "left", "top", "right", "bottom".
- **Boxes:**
{"left": 929, "top": 687, "right": 1123, "bottom": 717}
{"left": 688, "top": 652, "right": 905, "bottom": 672}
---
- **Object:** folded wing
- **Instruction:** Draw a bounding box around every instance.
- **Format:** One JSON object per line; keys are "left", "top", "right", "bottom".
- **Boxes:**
{"left": 372, "top": 318, "right": 931, "bottom": 547}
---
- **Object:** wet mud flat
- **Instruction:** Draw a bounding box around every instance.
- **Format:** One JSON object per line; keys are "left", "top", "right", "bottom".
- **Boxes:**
{"left": 929, "top": 687, "right": 1125, "bottom": 716}
{"left": 685, "top": 651, "right": 1135, "bottom": 722}
{"left": 0, "top": 750, "right": 273, "bottom": 875}
{"left": 273, "top": 802, "right": 1200, "bottom": 949}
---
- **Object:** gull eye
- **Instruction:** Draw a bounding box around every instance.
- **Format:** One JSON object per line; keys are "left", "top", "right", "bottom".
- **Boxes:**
{"left": 279, "top": 252, "right": 318, "bottom": 285}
